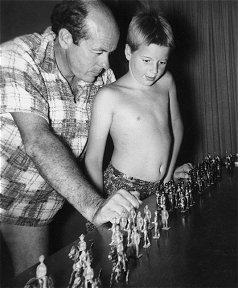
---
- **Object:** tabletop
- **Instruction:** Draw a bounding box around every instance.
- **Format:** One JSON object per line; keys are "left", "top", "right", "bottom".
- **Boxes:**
{"left": 9, "top": 167, "right": 238, "bottom": 288}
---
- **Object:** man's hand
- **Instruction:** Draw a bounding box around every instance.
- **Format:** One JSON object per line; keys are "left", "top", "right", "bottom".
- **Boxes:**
{"left": 173, "top": 163, "right": 194, "bottom": 181}
{"left": 92, "top": 189, "right": 142, "bottom": 226}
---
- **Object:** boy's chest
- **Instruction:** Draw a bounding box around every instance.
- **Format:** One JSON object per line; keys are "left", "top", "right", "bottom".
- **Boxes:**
{"left": 114, "top": 91, "right": 169, "bottom": 128}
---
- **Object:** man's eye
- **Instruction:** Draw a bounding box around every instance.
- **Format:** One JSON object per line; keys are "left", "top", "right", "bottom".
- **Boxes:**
{"left": 160, "top": 61, "right": 167, "bottom": 65}
{"left": 142, "top": 59, "right": 150, "bottom": 63}
{"left": 95, "top": 51, "right": 103, "bottom": 55}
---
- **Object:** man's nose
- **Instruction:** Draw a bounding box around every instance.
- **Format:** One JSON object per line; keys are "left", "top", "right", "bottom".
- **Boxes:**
{"left": 101, "top": 54, "right": 109, "bottom": 70}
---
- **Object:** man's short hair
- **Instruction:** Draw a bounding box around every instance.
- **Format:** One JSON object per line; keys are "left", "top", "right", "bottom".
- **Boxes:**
{"left": 126, "top": 11, "right": 175, "bottom": 52}
{"left": 51, "top": 0, "right": 89, "bottom": 44}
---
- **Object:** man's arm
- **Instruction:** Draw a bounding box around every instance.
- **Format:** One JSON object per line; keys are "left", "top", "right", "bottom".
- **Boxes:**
{"left": 11, "top": 112, "right": 141, "bottom": 226}
{"left": 163, "top": 74, "right": 183, "bottom": 183}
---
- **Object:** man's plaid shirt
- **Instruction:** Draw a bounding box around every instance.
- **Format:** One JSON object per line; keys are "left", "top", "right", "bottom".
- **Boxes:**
{"left": 0, "top": 27, "right": 116, "bottom": 226}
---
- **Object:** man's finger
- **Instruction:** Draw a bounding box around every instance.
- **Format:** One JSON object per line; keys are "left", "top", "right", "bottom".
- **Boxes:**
{"left": 130, "top": 191, "right": 143, "bottom": 204}
{"left": 117, "top": 189, "right": 141, "bottom": 208}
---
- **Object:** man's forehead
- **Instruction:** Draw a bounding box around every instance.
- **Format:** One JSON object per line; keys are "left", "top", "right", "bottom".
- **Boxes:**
{"left": 85, "top": 18, "right": 119, "bottom": 51}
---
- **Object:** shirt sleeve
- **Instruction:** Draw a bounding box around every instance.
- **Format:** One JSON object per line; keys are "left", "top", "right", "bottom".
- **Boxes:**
{"left": 0, "top": 42, "right": 49, "bottom": 122}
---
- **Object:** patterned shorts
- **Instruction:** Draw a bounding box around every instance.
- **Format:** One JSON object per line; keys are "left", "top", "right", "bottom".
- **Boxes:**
{"left": 103, "top": 163, "right": 161, "bottom": 201}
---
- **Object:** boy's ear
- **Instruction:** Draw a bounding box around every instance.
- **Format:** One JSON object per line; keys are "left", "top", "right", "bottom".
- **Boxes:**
{"left": 58, "top": 28, "right": 73, "bottom": 49}
{"left": 125, "top": 44, "right": 132, "bottom": 61}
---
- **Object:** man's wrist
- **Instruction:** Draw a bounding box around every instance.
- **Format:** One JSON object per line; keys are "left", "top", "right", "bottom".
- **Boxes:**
{"left": 91, "top": 198, "right": 105, "bottom": 226}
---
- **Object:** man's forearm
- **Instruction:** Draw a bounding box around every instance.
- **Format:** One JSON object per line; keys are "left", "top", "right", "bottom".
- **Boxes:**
{"left": 26, "top": 130, "right": 103, "bottom": 224}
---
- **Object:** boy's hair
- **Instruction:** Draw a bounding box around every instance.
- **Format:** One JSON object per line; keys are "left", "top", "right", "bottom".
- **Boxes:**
{"left": 126, "top": 11, "right": 175, "bottom": 52}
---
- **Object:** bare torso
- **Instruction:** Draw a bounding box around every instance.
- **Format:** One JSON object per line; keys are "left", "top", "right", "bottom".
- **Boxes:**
{"left": 109, "top": 72, "right": 172, "bottom": 182}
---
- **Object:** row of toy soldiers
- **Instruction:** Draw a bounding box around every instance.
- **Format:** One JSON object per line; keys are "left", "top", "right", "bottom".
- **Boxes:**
{"left": 154, "top": 153, "right": 222, "bottom": 211}
{"left": 189, "top": 154, "right": 222, "bottom": 191}
{"left": 108, "top": 204, "right": 171, "bottom": 286}
{"left": 68, "top": 234, "right": 101, "bottom": 288}
{"left": 156, "top": 180, "right": 195, "bottom": 213}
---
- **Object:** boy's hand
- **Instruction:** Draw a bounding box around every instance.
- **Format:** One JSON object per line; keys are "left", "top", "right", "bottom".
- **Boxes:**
{"left": 173, "top": 163, "right": 193, "bottom": 181}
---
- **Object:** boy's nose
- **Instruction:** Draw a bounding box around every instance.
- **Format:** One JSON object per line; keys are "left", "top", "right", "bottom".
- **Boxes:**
{"left": 151, "top": 63, "right": 158, "bottom": 74}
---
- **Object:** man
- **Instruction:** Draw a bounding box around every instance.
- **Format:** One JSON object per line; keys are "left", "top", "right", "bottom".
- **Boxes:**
{"left": 0, "top": 0, "right": 192, "bottom": 276}
{"left": 0, "top": 0, "right": 141, "bottom": 276}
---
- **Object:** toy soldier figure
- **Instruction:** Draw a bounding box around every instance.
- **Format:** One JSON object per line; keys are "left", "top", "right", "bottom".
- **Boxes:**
{"left": 83, "top": 260, "right": 94, "bottom": 288}
{"left": 131, "top": 226, "right": 141, "bottom": 258}
{"left": 152, "top": 210, "right": 160, "bottom": 239}
{"left": 116, "top": 242, "right": 127, "bottom": 271}
{"left": 142, "top": 217, "right": 151, "bottom": 248}
{"left": 120, "top": 210, "right": 128, "bottom": 231}
{"left": 78, "top": 234, "right": 87, "bottom": 253}
{"left": 130, "top": 208, "right": 137, "bottom": 226}
{"left": 136, "top": 211, "right": 144, "bottom": 232}
{"left": 144, "top": 205, "right": 152, "bottom": 229}
{"left": 110, "top": 225, "right": 123, "bottom": 246}
{"left": 24, "top": 255, "right": 54, "bottom": 288}
{"left": 36, "top": 255, "right": 48, "bottom": 288}
{"left": 161, "top": 205, "right": 170, "bottom": 230}
{"left": 160, "top": 192, "right": 166, "bottom": 210}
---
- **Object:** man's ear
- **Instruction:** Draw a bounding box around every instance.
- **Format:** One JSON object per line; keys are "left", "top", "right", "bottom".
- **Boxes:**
{"left": 58, "top": 28, "right": 73, "bottom": 49}
{"left": 125, "top": 44, "right": 132, "bottom": 61}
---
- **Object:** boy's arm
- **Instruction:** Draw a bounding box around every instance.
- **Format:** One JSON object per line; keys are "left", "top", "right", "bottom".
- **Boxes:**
{"left": 163, "top": 74, "right": 184, "bottom": 183}
{"left": 85, "top": 87, "right": 114, "bottom": 191}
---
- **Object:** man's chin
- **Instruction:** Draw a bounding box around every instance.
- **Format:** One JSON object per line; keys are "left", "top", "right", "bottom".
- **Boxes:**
{"left": 81, "top": 75, "right": 97, "bottom": 84}
{"left": 84, "top": 73, "right": 101, "bottom": 83}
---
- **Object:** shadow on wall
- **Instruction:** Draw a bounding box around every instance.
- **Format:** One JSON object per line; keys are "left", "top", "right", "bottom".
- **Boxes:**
{"left": 166, "top": 11, "right": 199, "bottom": 165}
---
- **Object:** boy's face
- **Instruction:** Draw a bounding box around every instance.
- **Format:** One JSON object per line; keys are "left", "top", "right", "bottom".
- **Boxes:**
{"left": 125, "top": 43, "right": 170, "bottom": 86}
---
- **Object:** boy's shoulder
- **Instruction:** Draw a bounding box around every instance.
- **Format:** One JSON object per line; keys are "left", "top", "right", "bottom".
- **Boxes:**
{"left": 159, "top": 70, "right": 174, "bottom": 84}
{"left": 155, "top": 70, "right": 174, "bottom": 89}
{"left": 95, "top": 81, "right": 122, "bottom": 103}
{"left": 100, "top": 75, "right": 128, "bottom": 94}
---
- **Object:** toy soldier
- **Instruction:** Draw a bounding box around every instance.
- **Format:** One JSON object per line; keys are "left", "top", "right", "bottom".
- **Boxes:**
{"left": 130, "top": 208, "right": 137, "bottom": 226}
{"left": 120, "top": 210, "right": 128, "bottom": 231}
{"left": 116, "top": 242, "right": 127, "bottom": 271}
{"left": 110, "top": 224, "right": 123, "bottom": 246}
{"left": 78, "top": 234, "right": 87, "bottom": 253}
{"left": 152, "top": 210, "right": 160, "bottom": 239}
{"left": 83, "top": 261, "right": 94, "bottom": 288}
{"left": 142, "top": 217, "right": 150, "bottom": 248}
{"left": 144, "top": 205, "right": 152, "bottom": 229}
{"left": 36, "top": 255, "right": 48, "bottom": 288}
{"left": 71, "top": 271, "right": 82, "bottom": 288}
{"left": 161, "top": 205, "right": 170, "bottom": 230}
{"left": 136, "top": 211, "right": 144, "bottom": 232}
{"left": 131, "top": 226, "right": 141, "bottom": 258}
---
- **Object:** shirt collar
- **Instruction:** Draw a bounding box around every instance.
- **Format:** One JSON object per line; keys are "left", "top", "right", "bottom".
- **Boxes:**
{"left": 37, "top": 27, "right": 57, "bottom": 73}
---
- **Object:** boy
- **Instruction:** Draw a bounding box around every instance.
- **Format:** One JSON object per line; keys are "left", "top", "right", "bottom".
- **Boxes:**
{"left": 85, "top": 11, "right": 183, "bottom": 200}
